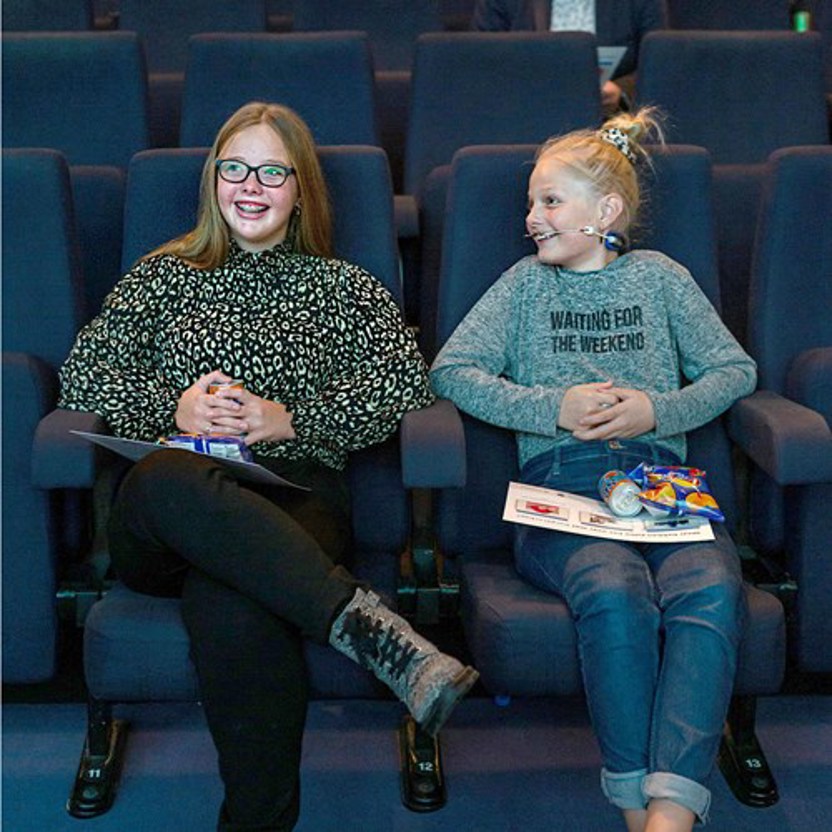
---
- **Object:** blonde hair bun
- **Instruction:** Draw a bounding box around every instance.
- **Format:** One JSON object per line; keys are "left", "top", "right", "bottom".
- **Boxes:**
{"left": 600, "top": 106, "right": 665, "bottom": 160}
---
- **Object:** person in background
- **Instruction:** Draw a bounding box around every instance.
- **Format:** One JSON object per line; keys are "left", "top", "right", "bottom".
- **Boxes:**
{"left": 431, "top": 107, "right": 755, "bottom": 831}
{"left": 471, "top": 0, "right": 668, "bottom": 111}
{"left": 59, "top": 100, "right": 478, "bottom": 832}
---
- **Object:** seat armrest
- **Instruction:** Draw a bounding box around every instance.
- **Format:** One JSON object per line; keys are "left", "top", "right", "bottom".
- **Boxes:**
{"left": 728, "top": 390, "right": 832, "bottom": 484}
{"left": 400, "top": 399, "right": 466, "bottom": 488}
{"left": 32, "top": 408, "right": 110, "bottom": 489}
{"left": 394, "top": 194, "right": 419, "bottom": 240}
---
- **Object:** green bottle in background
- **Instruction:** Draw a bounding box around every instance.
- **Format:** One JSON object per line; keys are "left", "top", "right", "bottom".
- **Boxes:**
{"left": 790, "top": 0, "right": 813, "bottom": 32}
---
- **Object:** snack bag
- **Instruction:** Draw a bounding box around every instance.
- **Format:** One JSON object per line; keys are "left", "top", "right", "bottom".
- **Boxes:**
{"left": 627, "top": 463, "right": 724, "bottom": 522}
{"left": 159, "top": 433, "right": 254, "bottom": 463}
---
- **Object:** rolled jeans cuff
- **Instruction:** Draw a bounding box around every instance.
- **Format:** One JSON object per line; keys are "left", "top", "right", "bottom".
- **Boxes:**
{"left": 642, "top": 771, "right": 711, "bottom": 824}
{"left": 600, "top": 767, "right": 648, "bottom": 810}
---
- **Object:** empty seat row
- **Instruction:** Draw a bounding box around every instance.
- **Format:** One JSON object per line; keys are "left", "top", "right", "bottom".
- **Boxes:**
{"left": 4, "top": 0, "right": 824, "bottom": 39}
{"left": 667, "top": 0, "right": 797, "bottom": 30}
{"left": 4, "top": 28, "right": 827, "bottom": 186}
{"left": 2, "top": 149, "right": 86, "bottom": 685}
{"left": 5, "top": 0, "right": 830, "bottom": 112}
{"left": 3, "top": 29, "right": 829, "bottom": 331}
{"left": 2, "top": 0, "right": 474, "bottom": 68}
{"left": 7, "top": 27, "right": 829, "bottom": 159}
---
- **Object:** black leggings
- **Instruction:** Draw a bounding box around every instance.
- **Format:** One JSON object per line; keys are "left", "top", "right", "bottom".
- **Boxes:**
{"left": 108, "top": 449, "right": 360, "bottom": 831}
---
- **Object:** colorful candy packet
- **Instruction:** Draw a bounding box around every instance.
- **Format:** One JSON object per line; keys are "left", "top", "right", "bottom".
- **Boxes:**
{"left": 159, "top": 433, "right": 254, "bottom": 463}
{"left": 627, "top": 463, "right": 725, "bottom": 522}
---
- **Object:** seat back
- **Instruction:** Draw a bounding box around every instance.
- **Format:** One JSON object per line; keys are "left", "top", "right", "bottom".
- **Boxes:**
{"left": 666, "top": 0, "right": 790, "bottom": 30}
{"left": 433, "top": 144, "right": 785, "bottom": 699}
{"left": 2, "top": 149, "right": 85, "bottom": 683}
{"left": 744, "top": 146, "right": 832, "bottom": 670}
{"left": 179, "top": 33, "right": 379, "bottom": 148}
{"left": 748, "top": 146, "right": 832, "bottom": 395}
{"left": 441, "top": 0, "right": 476, "bottom": 30}
{"left": 120, "top": 150, "right": 204, "bottom": 272}
{"left": 2, "top": 353, "right": 61, "bottom": 683}
{"left": 2, "top": 32, "right": 150, "bottom": 168}
{"left": 436, "top": 144, "right": 720, "bottom": 348}
{"left": 84, "top": 143, "right": 406, "bottom": 702}
{"left": 1, "top": 33, "right": 139, "bottom": 325}
{"left": 2, "top": 0, "right": 93, "bottom": 30}
{"left": 742, "top": 145, "right": 832, "bottom": 552}
{"left": 70, "top": 167, "right": 127, "bottom": 322}
{"left": 821, "top": 0, "right": 832, "bottom": 92}
{"left": 2, "top": 149, "right": 85, "bottom": 365}
{"left": 121, "top": 146, "right": 399, "bottom": 302}
{"left": 293, "top": 0, "right": 444, "bottom": 70}
{"left": 434, "top": 143, "right": 739, "bottom": 556}
{"left": 118, "top": 0, "right": 267, "bottom": 74}
{"left": 710, "top": 165, "right": 768, "bottom": 349}
{"left": 404, "top": 32, "right": 602, "bottom": 196}
{"left": 636, "top": 30, "right": 828, "bottom": 164}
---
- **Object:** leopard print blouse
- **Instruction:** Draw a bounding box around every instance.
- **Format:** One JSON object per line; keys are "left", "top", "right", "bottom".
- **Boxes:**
{"left": 58, "top": 240, "right": 435, "bottom": 470}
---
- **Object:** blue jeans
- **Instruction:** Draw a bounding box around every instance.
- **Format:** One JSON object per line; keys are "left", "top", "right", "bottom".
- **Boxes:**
{"left": 514, "top": 441, "right": 745, "bottom": 824}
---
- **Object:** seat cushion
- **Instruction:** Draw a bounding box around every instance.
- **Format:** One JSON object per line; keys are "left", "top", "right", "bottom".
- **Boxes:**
{"left": 84, "top": 557, "right": 397, "bottom": 703}
{"left": 1, "top": 353, "right": 60, "bottom": 683}
{"left": 460, "top": 550, "right": 784, "bottom": 699}
{"left": 460, "top": 552, "right": 582, "bottom": 697}
{"left": 84, "top": 584, "right": 199, "bottom": 702}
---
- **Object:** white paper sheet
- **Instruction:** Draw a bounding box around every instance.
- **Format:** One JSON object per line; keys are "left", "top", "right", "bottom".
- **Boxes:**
{"left": 503, "top": 481, "right": 714, "bottom": 543}
{"left": 71, "top": 431, "right": 308, "bottom": 489}
{"left": 597, "top": 46, "right": 627, "bottom": 84}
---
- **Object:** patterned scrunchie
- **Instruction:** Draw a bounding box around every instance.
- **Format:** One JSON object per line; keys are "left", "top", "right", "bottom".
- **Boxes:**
{"left": 598, "top": 126, "right": 637, "bottom": 164}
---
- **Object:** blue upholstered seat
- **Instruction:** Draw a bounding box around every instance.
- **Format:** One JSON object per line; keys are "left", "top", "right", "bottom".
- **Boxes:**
{"left": 2, "top": 149, "right": 85, "bottom": 683}
{"left": 179, "top": 33, "right": 379, "bottom": 149}
{"left": 2, "top": 32, "right": 150, "bottom": 168}
{"left": 293, "top": 0, "right": 444, "bottom": 71}
{"left": 419, "top": 143, "right": 785, "bottom": 805}
{"left": 403, "top": 31, "right": 602, "bottom": 342}
{"left": 635, "top": 30, "right": 830, "bottom": 351}
{"left": 116, "top": 0, "right": 268, "bottom": 149}
{"left": 1, "top": 31, "right": 149, "bottom": 325}
{"left": 2, "top": 0, "right": 94, "bottom": 30}
{"left": 404, "top": 31, "right": 601, "bottom": 198}
{"left": 34, "top": 145, "right": 421, "bottom": 816}
{"left": 119, "top": 145, "right": 399, "bottom": 296}
{"left": 729, "top": 146, "right": 832, "bottom": 673}
{"left": 118, "top": 0, "right": 267, "bottom": 74}
{"left": 636, "top": 31, "right": 828, "bottom": 165}
{"left": 81, "top": 144, "right": 402, "bottom": 702}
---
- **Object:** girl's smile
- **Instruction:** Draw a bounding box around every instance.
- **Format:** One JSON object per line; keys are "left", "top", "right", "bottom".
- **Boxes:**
{"left": 217, "top": 123, "right": 299, "bottom": 252}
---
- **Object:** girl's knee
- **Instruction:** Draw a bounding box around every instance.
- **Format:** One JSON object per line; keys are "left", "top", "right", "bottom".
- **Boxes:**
{"left": 568, "top": 553, "right": 659, "bottom": 633}
{"left": 569, "top": 547, "right": 653, "bottom": 599}
{"left": 120, "top": 449, "right": 214, "bottom": 503}
{"left": 664, "top": 557, "right": 745, "bottom": 636}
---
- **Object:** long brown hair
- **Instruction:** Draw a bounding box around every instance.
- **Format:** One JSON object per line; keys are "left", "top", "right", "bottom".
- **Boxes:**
{"left": 144, "top": 102, "right": 333, "bottom": 268}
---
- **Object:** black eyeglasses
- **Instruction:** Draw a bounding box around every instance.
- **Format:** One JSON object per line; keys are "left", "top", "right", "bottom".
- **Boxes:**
{"left": 215, "top": 159, "right": 295, "bottom": 188}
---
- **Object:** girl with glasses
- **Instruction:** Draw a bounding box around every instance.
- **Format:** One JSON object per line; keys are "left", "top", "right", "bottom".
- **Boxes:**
{"left": 59, "top": 101, "right": 477, "bottom": 831}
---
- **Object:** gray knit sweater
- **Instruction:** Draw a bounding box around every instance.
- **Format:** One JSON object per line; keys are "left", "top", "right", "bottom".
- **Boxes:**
{"left": 430, "top": 250, "right": 756, "bottom": 466}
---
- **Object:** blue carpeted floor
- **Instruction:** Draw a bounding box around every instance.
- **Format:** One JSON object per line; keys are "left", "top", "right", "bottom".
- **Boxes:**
{"left": 3, "top": 695, "right": 831, "bottom": 831}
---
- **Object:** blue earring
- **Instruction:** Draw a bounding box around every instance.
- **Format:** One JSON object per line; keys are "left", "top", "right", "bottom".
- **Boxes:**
{"left": 603, "top": 231, "right": 627, "bottom": 252}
